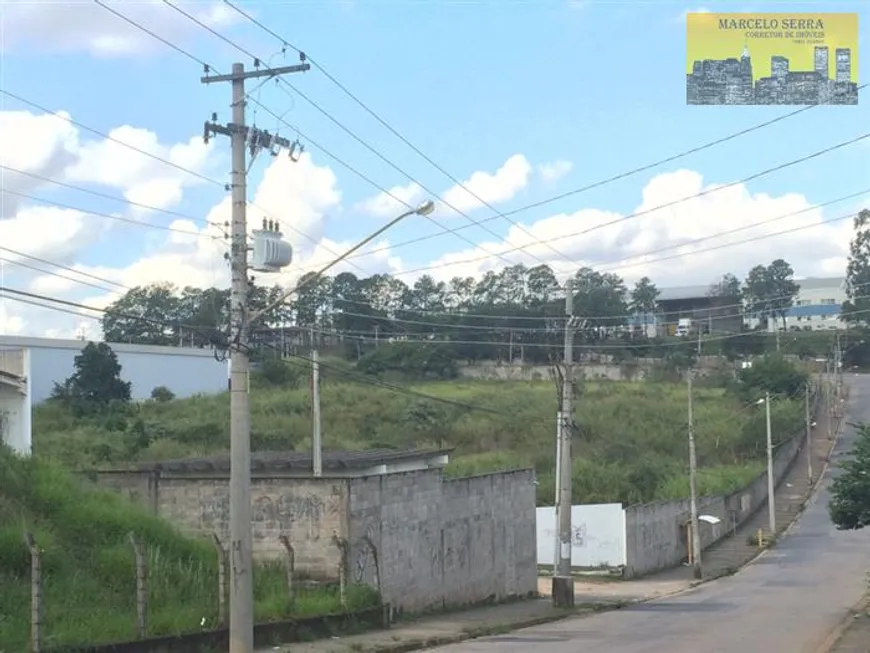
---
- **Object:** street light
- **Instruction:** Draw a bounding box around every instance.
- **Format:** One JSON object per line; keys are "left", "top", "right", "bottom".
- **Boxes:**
{"left": 756, "top": 393, "right": 775, "bottom": 534}
{"left": 249, "top": 200, "right": 435, "bottom": 324}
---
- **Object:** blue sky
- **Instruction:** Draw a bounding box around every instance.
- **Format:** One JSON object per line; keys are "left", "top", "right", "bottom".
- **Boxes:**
{"left": 1, "top": 0, "right": 869, "bottom": 336}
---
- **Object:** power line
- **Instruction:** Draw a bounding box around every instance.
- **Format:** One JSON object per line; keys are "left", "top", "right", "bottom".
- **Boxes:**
{"left": 0, "top": 288, "right": 514, "bottom": 417}
{"left": 0, "top": 88, "right": 356, "bottom": 274}
{"left": 286, "top": 134, "right": 870, "bottom": 278}
{"left": 96, "top": 1, "right": 535, "bottom": 274}
{"left": 0, "top": 88, "right": 221, "bottom": 188}
{"left": 219, "top": 2, "right": 578, "bottom": 267}
{"left": 223, "top": 0, "right": 867, "bottom": 251}
{"left": 0, "top": 163, "right": 213, "bottom": 226}
{"left": 365, "top": 132, "right": 870, "bottom": 279}
{"left": 1, "top": 187, "right": 223, "bottom": 240}
{"left": 160, "top": 0, "right": 564, "bottom": 272}
{"left": 0, "top": 256, "right": 120, "bottom": 294}
{"left": 176, "top": 3, "right": 870, "bottom": 276}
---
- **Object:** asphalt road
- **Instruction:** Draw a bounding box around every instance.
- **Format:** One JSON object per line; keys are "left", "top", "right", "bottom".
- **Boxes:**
{"left": 438, "top": 376, "right": 870, "bottom": 653}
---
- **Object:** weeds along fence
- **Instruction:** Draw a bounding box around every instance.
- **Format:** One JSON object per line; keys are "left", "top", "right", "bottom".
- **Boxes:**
{"left": 14, "top": 530, "right": 382, "bottom": 653}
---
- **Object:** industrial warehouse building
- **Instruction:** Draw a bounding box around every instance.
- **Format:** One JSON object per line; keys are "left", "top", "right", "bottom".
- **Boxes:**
{"left": 0, "top": 336, "right": 228, "bottom": 455}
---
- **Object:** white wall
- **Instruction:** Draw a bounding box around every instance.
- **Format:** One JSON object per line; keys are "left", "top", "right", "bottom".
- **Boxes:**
{"left": 536, "top": 503, "right": 626, "bottom": 568}
{"left": 0, "top": 348, "right": 32, "bottom": 455}
{"left": 0, "top": 337, "right": 228, "bottom": 403}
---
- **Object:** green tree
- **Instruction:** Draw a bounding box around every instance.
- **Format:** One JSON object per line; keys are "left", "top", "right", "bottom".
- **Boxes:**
{"left": 630, "top": 276, "right": 660, "bottom": 335}
{"left": 102, "top": 283, "right": 180, "bottom": 345}
{"left": 708, "top": 273, "right": 742, "bottom": 302}
{"left": 766, "top": 258, "right": 800, "bottom": 331}
{"left": 829, "top": 423, "right": 870, "bottom": 530}
{"left": 734, "top": 353, "right": 807, "bottom": 401}
{"left": 843, "top": 209, "right": 870, "bottom": 326}
{"left": 573, "top": 267, "right": 628, "bottom": 339}
{"left": 743, "top": 261, "right": 798, "bottom": 331}
{"left": 51, "top": 342, "right": 132, "bottom": 410}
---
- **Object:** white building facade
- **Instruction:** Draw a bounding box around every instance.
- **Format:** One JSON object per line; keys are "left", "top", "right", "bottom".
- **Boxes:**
{"left": 744, "top": 277, "right": 846, "bottom": 331}
{"left": 0, "top": 337, "right": 229, "bottom": 455}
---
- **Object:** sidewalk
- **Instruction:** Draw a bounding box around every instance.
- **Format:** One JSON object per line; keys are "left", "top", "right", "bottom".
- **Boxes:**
{"left": 608, "top": 390, "right": 845, "bottom": 586}
{"left": 257, "top": 597, "right": 614, "bottom": 653}
{"left": 259, "top": 391, "right": 845, "bottom": 652}
{"left": 257, "top": 575, "right": 688, "bottom": 653}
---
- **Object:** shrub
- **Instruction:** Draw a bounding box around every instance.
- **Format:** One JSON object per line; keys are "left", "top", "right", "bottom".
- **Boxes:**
{"left": 150, "top": 386, "right": 176, "bottom": 402}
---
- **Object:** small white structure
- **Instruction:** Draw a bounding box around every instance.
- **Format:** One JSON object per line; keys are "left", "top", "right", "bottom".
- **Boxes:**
{"left": 536, "top": 503, "right": 627, "bottom": 569}
{"left": 0, "top": 347, "right": 32, "bottom": 455}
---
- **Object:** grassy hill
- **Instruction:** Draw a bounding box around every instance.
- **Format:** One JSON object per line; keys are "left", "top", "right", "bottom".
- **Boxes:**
{"left": 0, "top": 448, "right": 375, "bottom": 651}
{"left": 32, "top": 371, "right": 805, "bottom": 507}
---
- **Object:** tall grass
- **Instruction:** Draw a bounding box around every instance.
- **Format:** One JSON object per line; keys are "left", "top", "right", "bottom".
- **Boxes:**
{"left": 31, "top": 377, "right": 804, "bottom": 507}
{"left": 0, "top": 448, "right": 378, "bottom": 652}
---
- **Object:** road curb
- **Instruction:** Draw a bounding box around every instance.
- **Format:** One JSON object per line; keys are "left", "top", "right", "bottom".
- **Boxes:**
{"left": 812, "top": 596, "right": 869, "bottom": 653}
{"left": 344, "top": 602, "right": 625, "bottom": 653}
{"left": 332, "top": 588, "right": 701, "bottom": 653}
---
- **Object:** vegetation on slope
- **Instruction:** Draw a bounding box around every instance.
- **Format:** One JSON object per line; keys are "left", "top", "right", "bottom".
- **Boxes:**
{"left": 32, "top": 353, "right": 807, "bottom": 507}
{"left": 0, "top": 447, "right": 376, "bottom": 651}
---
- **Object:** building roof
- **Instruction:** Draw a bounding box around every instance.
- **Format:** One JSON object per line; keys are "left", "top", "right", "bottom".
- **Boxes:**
{"left": 655, "top": 276, "right": 844, "bottom": 302}
{"left": 0, "top": 335, "right": 220, "bottom": 358}
{"left": 126, "top": 448, "right": 453, "bottom": 474}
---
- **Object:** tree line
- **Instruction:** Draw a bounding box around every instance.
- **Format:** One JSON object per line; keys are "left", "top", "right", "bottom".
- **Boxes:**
{"left": 99, "top": 256, "right": 814, "bottom": 363}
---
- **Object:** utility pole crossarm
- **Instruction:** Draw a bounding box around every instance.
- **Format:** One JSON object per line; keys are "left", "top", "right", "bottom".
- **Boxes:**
{"left": 201, "top": 63, "right": 311, "bottom": 84}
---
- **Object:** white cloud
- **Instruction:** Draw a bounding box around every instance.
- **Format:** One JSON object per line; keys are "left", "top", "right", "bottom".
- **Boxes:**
{"left": 1, "top": 0, "right": 243, "bottom": 57}
{"left": 66, "top": 126, "right": 213, "bottom": 213}
{"left": 357, "top": 182, "right": 423, "bottom": 218}
{"left": 0, "top": 110, "right": 81, "bottom": 217}
{"left": 419, "top": 169, "right": 850, "bottom": 288}
{"left": 440, "top": 154, "right": 532, "bottom": 216}
{"left": 537, "top": 160, "right": 573, "bottom": 183}
{"left": 0, "top": 107, "right": 853, "bottom": 339}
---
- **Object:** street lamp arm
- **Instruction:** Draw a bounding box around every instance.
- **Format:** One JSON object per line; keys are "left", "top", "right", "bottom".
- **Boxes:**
{"left": 248, "top": 201, "right": 434, "bottom": 325}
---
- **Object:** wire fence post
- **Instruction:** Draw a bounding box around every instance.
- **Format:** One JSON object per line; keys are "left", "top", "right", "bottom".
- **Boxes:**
{"left": 128, "top": 532, "right": 148, "bottom": 639}
{"left": 332, "top": 533, "right": 348, "bottom": 610}
{"left": 360, "top": 535, "right": 382, "bottom": 599}
{"left": 211, "top": 533, "right": 228, "bottom": 626}
{"left": 23, "top": 532, "right": 42, "bottom": 653}
{"left": 278, "top": 535, "right": 295, "bottom": 601}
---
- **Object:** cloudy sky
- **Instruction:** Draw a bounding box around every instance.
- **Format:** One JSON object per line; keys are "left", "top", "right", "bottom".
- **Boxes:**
{"left": 0, "top": 0, "right": 868, "bottom": 338}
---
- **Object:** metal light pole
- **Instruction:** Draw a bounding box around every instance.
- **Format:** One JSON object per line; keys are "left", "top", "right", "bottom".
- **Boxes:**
{"left": 764, "top": 392, "right": 775, "bottom": 534}
{"left": 552, "top": 278, "right": 575, "bottom": 607}
{"left": 805, "top": 383, "right": 812, "bottom": 483}
{"left": 687, "top": 371, "right": 701, "bottom": 579}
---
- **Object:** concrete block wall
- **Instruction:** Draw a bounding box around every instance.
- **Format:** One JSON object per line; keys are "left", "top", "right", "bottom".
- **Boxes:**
{"left": 623, "top": 404, "right": 813, "bottom": 578}
{"left": 346, "top": 469, "right": 538, "bottom": 613}
{"left": 90, "top": 471, "right": 346, "bottom": 578}
{"left": 91, "top": 466, "right": 538, "bottom": 612}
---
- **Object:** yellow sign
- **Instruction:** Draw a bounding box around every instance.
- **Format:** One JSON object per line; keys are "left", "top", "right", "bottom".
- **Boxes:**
{"left": 686, "top": 13, "right": 859, "bottom": 105}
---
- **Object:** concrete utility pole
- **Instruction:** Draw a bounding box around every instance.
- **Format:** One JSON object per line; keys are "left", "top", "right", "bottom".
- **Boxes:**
{"left": 687, "top": 371, "right": 702, "bottom": 579}
{"left": 765, "top": 392, "right": 776, "bottom": 534}
{"left": 311, "top": 347, "right": 322, "bottom": 477}
{"left": 552, "top": 278, "right": 575, "bottom": 607}
{"left": 805, "top": 382, "right": 813, "bottom": 483}
{"left": 201, "top": 60, "right": 310, "bottom": 653}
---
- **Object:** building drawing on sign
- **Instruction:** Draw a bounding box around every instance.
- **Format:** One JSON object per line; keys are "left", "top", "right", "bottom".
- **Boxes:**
{"left": 687, "top": 45, "right": 858, "bottom": 105}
